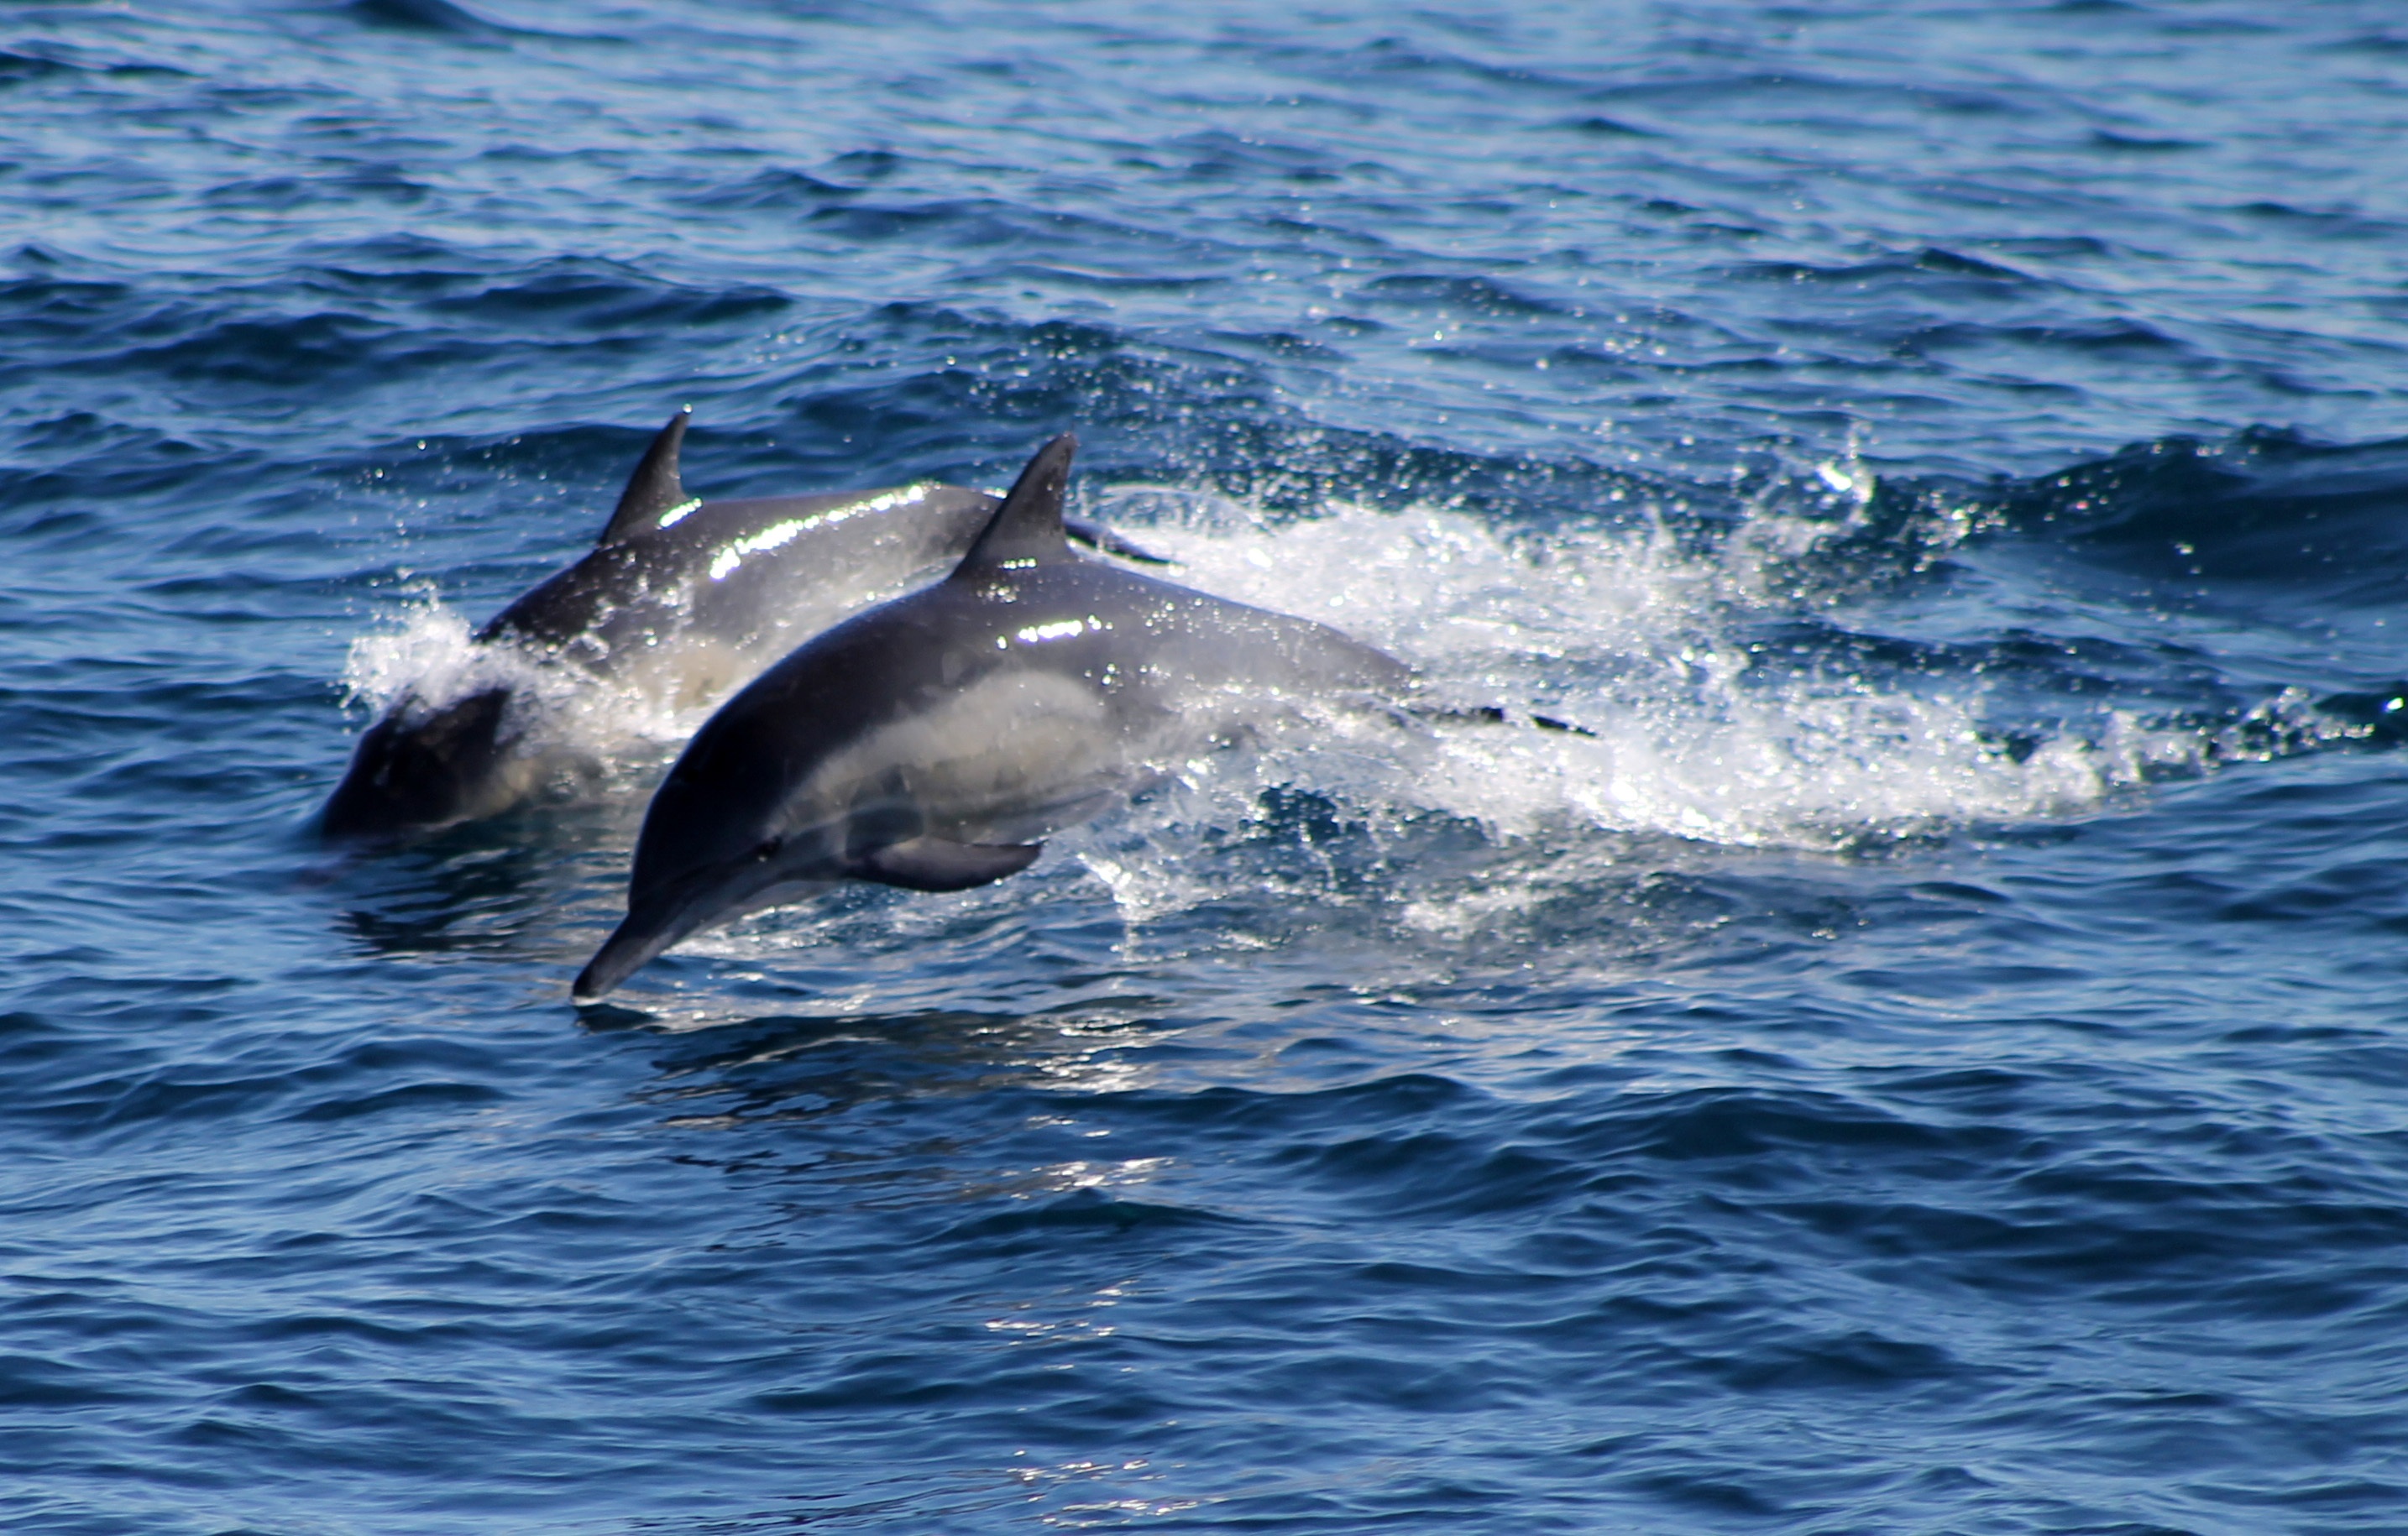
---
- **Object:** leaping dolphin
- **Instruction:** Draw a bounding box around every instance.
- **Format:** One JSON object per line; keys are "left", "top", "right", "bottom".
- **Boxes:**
{"left": 321, "top": 410, "right": 1160, "bottom": 841}
{"left": 572, "top": 432, "right": 1411, "bottom": 1000}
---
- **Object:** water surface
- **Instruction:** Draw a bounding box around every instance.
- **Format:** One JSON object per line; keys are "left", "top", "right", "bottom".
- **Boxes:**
{"left": 6, "top": 2, "right": 2408, "bottom": 1531}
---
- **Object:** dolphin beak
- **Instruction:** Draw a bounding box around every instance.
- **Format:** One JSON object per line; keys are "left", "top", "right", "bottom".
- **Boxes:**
{"left": 571, "top": 898, "right": 704, "bottom": 1002}
{"left": 571, "top": 861, "right": 829, "bottom": 1001}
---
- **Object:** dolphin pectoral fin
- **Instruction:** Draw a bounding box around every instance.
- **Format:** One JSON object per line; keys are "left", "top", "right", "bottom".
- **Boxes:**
{"left": 596, "top": 407, "right": 699, "bottom": 546}
{"left": 1395, "top": 703, "right": 1598, "bottom": 739}
{"left": 851, "top": 837, "right": 1043, "bottom": 892}
{"left": 1063, "top": 516, "right": 1173, "bottom": 567}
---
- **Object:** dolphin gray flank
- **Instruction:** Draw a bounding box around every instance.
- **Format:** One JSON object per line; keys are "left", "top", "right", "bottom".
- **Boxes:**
{"left": 321, "top": 410, "right": 1161, "bottom": 841}
{"left": 573, "top": 431, "right": 1411, "bottom": 1000}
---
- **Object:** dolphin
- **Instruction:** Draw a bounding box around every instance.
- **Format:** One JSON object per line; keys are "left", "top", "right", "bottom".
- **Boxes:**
{"left": 321, "top": 410, "right": 1160, "bottom": 840}
{"left": 572, "top": 431, "right": 1411, "bottom": 1000}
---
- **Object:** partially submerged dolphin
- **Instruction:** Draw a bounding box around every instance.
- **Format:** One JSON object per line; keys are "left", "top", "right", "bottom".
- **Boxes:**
{"left": 321, "top": 410, "right": 1160, "bottom": 840}
{"left": 573, "top": 432, "right": 1411, "bottom": 1000}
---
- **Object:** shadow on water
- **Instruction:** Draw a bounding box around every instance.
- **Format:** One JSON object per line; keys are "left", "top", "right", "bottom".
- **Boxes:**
{"left": 319, "top": 793, "right": 639, "bottom": 958}
{"left": 348, "top": 0, "right": 516, "bottom": 41}
{"left": 593, "top": 1003, "right": 1170, "bottom": 1128}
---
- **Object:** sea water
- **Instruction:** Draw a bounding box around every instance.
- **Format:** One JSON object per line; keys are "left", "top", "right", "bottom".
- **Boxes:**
{"left": 5, "top": 2, "right": 2408, "bottom": 1531}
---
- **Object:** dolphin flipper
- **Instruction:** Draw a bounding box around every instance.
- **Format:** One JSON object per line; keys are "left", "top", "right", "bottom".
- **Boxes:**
{"left": 1401, "top": 703, "right": 1597, "bottom": 739}
{"left": 597, "top": 408, "right": 697, "bottom": 545}
{"left": 1062, "top": 516, "right": 1171, "bottom": 566}
{"left": 852, "top": 838, "right": 1044, "bottom": 891}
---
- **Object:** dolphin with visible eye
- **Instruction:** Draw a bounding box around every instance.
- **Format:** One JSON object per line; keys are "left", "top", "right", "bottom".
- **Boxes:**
{"left": 572, "top": 431, "right": 1411, "bottom": 1001}
{"left": 321, "top": 410, "right": 1163, "bottom": 841}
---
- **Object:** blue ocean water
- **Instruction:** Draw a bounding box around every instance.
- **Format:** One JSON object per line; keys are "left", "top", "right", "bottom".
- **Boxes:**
{"left": 8, "top": 0, "right": 2408, "bottom": 1529}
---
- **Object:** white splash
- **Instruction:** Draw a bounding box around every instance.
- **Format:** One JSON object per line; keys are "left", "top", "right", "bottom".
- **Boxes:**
{"left": 343, "top": 483, "right": 2322, "bottom": 963}
{"left": 338, "top": 588, "right": 704, "bottom": 774}
{"left": 1086, "top": 489, "right": 2149, "bottom": 853}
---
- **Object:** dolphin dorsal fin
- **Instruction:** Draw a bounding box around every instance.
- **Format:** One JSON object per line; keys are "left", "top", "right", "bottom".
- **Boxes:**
{"left": 952, "top": 433, "right": 1080, "bottom": 577}
{"left": 596, "top": 408, "right": 697, "bottom": 546}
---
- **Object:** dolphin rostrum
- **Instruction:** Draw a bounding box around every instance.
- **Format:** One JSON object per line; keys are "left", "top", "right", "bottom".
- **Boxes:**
{"left": 572, "top": 432, "right": 1411, "bottom": 1000}
{"left": 321, "top": 410, "right": 1161, "bottom": 840}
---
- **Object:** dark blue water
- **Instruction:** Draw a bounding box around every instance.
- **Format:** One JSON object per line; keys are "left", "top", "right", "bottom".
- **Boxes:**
{"left": 9, "top": 2, "right": 2408, "bottom": 1530}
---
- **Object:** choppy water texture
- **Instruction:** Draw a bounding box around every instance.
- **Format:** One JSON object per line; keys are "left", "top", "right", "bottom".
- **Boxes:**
{"left": 8, "top": 2, "right": 2408, "bottom": 1530}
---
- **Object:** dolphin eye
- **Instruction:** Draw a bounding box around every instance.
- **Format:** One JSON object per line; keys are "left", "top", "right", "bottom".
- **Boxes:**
{"left": 751, "top": 837, "right": 783, "bottom": 862}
